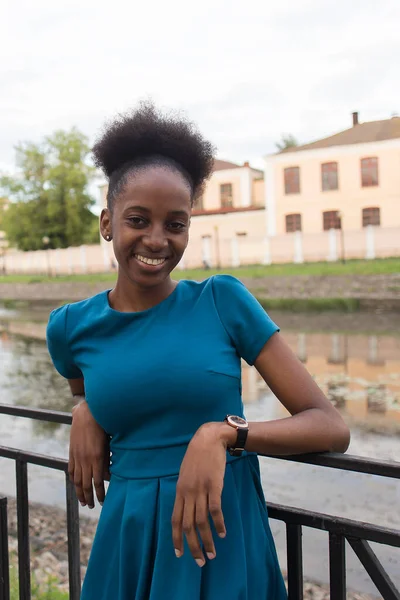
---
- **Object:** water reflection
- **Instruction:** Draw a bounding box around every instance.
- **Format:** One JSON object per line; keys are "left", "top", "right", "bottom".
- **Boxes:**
{"left": 0, "top": 331, "right": 72, "bottom": 441}
{"left": 1, "top": 322, "right": 400, "bottom": 432}
{"left": 241, "top": 331, "right": 400, "bottom": 426}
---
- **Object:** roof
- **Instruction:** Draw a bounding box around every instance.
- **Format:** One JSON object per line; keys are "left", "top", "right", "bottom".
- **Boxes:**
{"left": 280, "top": 117, "right": 400, "bottom": 154}
{"left": 212, "top": 159, "right": 263, "bottom": 174}
{"left": 213, "top": 159, "right": 241, "bottom": 171}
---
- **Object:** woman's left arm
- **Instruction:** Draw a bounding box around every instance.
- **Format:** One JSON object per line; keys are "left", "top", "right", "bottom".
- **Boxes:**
{"left": 244, "top": 332, "right": 350, "bottom": 455}
{"left": 172, "top": 333, "right": 350, "bottom": 567}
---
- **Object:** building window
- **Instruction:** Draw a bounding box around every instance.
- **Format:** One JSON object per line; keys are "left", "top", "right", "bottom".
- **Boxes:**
{"left": 321, "top": 162, "right": 339, "bottom": 191}
{"left": 361, "top": 157, "right": 379, "bottom": 187}
{"left": 285, "top": 213, "right": 302, "bottom": 232}
{"left": 323, "top": 210, "right": 341, "bottom": 231}
{"left": 284, "top": 167, "right": 300, "bottom": 194}
{"left": 362, "top": 207, "right": 380, "bottom": 227}
{"left": 220, "top": 183, "right": 233, "bottom": 207}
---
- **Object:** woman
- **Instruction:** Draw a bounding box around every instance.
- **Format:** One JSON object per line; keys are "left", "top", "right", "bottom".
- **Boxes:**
{"left": 47, "top": 102, "right": 350, "bottom": 600}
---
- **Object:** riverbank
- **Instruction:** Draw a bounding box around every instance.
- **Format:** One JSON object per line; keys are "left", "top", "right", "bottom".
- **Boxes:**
{"left": 0, "top": 271, "right": 400, "bottom": 312}
{"left": 4, "top": 497, "right": 377, "bottom": 599}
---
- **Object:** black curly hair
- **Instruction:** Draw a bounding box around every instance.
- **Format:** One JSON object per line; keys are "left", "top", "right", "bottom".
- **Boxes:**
{"left": 92, "top": 102, "right": 215, "bottom": 209}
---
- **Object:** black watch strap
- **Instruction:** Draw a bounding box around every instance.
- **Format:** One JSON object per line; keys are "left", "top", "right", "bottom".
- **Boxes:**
{"left": 228, "top": 425, "right": 249, "bottom": 456}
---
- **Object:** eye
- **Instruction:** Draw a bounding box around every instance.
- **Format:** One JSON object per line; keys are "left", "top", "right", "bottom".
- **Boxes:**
{"left": 167, "top": 221, "right": 186, "bottom": 232}
{"left": 127, "top": 216, "right": 147, "bottom": 227}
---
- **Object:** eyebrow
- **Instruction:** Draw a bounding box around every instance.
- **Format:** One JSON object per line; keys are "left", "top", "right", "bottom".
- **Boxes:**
{"left": 124, "top": 205, "right": 189, "bottom": 218}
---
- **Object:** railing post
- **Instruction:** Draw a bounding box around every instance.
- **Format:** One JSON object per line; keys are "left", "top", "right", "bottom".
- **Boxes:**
{"left": 329, "top": 532, "right": 346, "bottom": 600}
{"left": 16, "top": 460, "right": 31, "bottom": 600}
{"left": 286, "top": 523, "right": 303, "bottom": 599}
{"left": 0, "top": 497, "right": 10, "bottom": 600}
{"left": 347, "top": 537, "right": 400, "bottom": 600}
{"left": 66, "top": 475, "right": 81, "bottom": 600}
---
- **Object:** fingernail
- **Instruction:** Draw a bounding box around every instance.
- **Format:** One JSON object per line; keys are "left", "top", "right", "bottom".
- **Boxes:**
{"left": 80, "top": 502, "right": 86, "bottom": 507}
{"left": 218, "top": 532, "right": 226, "bottom": 538}
{"left": 206, "top": 552, "right": 215, "bottom": 560}
{"left": 174, "top": 549, "right": 182, "bottom": 558}
{"left": 89, "top": 505, "right": 94, "bottom": 510}
{"left": 196, "top": 558, "right": 205, "bottom": 568}
{"left": 100, "top": 502, "right": 104, "bottom": 506}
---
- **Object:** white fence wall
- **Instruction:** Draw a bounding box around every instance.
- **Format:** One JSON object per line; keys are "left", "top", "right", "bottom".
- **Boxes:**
{"left": 1, "top": 226, "right": 399, "bottom": 274}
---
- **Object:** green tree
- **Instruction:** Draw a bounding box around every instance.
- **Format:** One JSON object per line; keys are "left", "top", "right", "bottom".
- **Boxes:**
{"left": 275, "top": 133, "right": 298, "bottom": 152}
{"left": 0, "top": 197, "right": 7, "bottom": 231}
{"left": 0, "top": 129, "right": 98, "bottom": 250}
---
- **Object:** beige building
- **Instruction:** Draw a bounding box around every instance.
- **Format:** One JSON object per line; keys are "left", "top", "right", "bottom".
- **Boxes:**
{"left": 192, "top": 159, "right": 264, "bottom": 212}
{"left": 3, "top": 117, "right": 400, "bottom": 275}
{"left": 99, "top": 159, "right": 264, "bottom": 213}
{"left": 265, "top": 113, "right": 400, "bottom": 237}
{"left": 99, "top": 159, "right": 267, "bottom": 269}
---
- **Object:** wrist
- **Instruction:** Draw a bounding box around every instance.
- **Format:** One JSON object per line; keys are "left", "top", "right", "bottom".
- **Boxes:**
{"left": 197, "top": 422, "right": 237, "bottom": 449}
{"left": 72, "top": 397, "right": 88, "bottom": 416}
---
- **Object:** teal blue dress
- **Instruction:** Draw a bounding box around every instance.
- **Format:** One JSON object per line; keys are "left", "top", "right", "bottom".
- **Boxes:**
{"left": 47, "top": 275, "right": 287, "bottom": 600}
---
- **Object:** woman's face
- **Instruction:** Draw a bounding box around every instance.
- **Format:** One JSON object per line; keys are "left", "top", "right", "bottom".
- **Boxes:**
{"left": 101, "top": 166, "right": 191, "bottom": 289}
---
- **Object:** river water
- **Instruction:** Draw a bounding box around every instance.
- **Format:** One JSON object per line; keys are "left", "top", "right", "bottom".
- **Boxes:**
{"left": 0, "top": 305, "right": 399, "bottom": 596}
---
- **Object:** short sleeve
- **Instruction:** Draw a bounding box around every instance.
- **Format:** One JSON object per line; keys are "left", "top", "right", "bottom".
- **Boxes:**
{"left": 46, "top": 305, "right": 83, "bottom": 379}
{"left": 211, "top": 275, "right": 279, "bottom": 365}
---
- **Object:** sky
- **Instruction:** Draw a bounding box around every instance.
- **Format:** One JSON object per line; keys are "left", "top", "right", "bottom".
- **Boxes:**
{"left": 1, "top": 0, "right": 399, "bottom": 196}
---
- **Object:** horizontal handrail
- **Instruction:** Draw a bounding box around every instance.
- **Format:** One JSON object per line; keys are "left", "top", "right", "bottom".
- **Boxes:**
{"left": 0, "top": 403, "right": 72, "bottom": 424}
{"left": 1, "top": 403, "right": 399, "bottom": 480}
{"left": 265, "top": 452, "right": 400, "bottom": 480}
{"left": 267, "top": 502, "right": 400, "bottom": 547}
{"left": 1, "top": 443, "right": 398, "bottom": 550}
{"left": 1, "top": 406, "right": 400, "bottom": 600}
{"left": 0, "top": 445, "right": 67, "bottom": 471}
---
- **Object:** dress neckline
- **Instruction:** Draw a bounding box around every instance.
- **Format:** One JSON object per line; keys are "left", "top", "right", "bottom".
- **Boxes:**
{"left": 103, "top": 281, "right": 182, "bottom": 316}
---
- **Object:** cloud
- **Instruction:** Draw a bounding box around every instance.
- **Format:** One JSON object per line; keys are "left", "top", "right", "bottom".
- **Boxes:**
{"left": 0, "top": 0, "right": 399, "bottom": 176}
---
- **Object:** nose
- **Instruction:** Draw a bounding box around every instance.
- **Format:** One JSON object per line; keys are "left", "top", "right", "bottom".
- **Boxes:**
{"left": 142, "top": 224, "right": 168, "bottom": 252}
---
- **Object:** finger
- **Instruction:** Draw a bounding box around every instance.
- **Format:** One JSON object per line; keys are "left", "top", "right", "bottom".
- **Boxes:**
{"left": 81, "top": 464, "right": 95, "bottom": 509}
{"left": 73, "top": 464, "right": 86, "bottom": 506}
{"left": 93, "top": 461, "right": 106, "bottom": 505}
{"left": 208, "top": 491, "right": 226, "bottom": 539}
{"left": 171, "top": 494, "right": 184, "bottom": 558}
{"left": 182, "top": 499, "right": 205, "bottom": 567}
{"left": 103, "top": 465, "right": 111, "bottom": 482}
{"left": 195, "top": 496, "right": 216, "bottom": 561}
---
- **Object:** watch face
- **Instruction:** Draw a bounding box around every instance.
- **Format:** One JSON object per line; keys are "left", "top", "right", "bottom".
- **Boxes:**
{"left": 226, "top": 415, "right": 248, "bottom": 428}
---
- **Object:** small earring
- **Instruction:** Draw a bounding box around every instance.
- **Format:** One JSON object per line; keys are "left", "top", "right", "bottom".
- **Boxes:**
{"left": 106, "top": 235, "right": 111, "bottom": 241}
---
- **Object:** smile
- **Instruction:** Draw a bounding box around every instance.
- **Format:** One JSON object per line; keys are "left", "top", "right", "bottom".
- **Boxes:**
{"left": 134, "top": 254, "right": 167, "bottom": 266}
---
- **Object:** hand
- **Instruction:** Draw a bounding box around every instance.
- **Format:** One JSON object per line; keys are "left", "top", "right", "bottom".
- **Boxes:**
{"left": 171, "top": 422, "right": 234, "bottom": 567}
{"left": 68, "top": 399, "right": 110, "bottom": 509}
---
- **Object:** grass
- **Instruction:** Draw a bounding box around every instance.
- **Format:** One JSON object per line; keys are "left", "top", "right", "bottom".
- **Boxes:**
{"left": 0, "top": 257, "right": 399, "bottom": 284}
{"left": 10, "top": 563, "right": 69, "bottom": 600}
{"left": 257, "top": 297, "right": 360, "bottom": 312}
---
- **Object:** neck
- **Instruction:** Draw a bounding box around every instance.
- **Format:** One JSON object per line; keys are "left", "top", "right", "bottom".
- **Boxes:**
{"left": 109, "top": 271, "right": 177, "bottom": 313}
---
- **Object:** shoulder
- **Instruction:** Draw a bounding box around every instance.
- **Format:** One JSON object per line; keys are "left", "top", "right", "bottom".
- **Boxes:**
{"left": 177, "top": 274, "right": 246, "bottom": 295}
{"left": 175, "top": 275, "right": 253, "bottom": 309}
{"left": 210, "top": 274, "right": 256, "bottom": 306}
{"left": 175, "top": 276, "right": 248, "bottom": 307}
{"left": 210, "top": 274, "right": 247, "bottom": 294}
{"left": 47, "top": 291, "right": 108, "bottom": 337}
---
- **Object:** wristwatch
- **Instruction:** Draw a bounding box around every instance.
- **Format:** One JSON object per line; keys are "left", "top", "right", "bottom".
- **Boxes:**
{"left": 224, "top": 415, "right": 249, "bottom": 456}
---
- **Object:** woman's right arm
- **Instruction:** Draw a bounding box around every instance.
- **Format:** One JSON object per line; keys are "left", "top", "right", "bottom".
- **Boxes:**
{"left": 68, "top": 378, "right": 110, "bottom": 509}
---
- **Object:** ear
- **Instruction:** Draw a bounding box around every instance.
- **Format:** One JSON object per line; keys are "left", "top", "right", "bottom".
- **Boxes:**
{"left": 100, "top": 208, "right": 112, "bottom": 241}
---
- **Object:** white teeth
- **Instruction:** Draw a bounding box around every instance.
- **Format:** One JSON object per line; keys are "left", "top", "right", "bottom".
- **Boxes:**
{"left": 135, "top": 254, "right": 166, "bottom": 266}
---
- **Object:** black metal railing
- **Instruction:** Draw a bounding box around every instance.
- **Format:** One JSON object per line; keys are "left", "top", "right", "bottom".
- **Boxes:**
{"left": 0, "top": 403, "right": 399, "bottom": 600}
